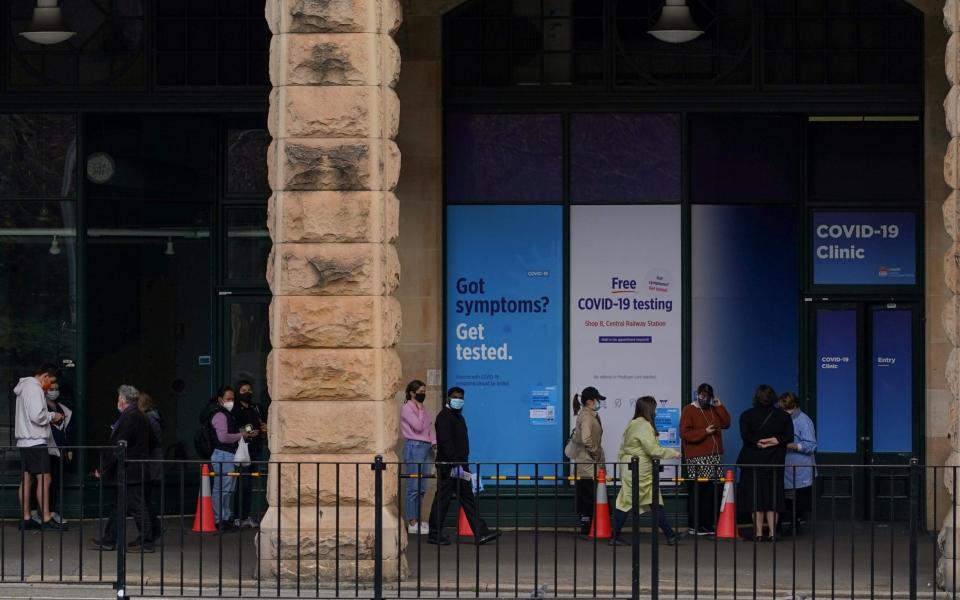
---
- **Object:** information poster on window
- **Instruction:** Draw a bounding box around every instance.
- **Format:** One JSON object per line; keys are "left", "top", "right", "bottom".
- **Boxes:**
{"left": 570, "top": 205, "right": 683, "bottom": 478}
{"left": 812, "top": 212, "right": 917, "bottom": 285}
{"left": 446, "top": 205, "right": 564, "bottom": 479}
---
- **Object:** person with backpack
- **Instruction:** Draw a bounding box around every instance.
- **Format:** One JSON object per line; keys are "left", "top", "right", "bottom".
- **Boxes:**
{"left": 206, "top": 386, "right": 257, "bottom": 532}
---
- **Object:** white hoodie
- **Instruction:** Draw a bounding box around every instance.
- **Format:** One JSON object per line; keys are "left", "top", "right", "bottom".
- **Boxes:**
{"left": 14, "top": 377, "right": 51, "bottom": 448}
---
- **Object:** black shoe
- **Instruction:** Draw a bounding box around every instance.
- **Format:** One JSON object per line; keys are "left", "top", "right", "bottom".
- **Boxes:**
{"left": 19, "top": 519, "right": 40, "bottom": 531}
{"left": 477, "top": 531, "right": 501, "bottom": 545}
{"left": 216, "top": 522, "right": 238, "bottom": 533}
{"left": 128, "top": 541, "right": 155, "bottom": 553}
{"left": 426, "top": 535, "right": 451, "bottom": 546}
{"left": 90, "top": 539, "right": 116, "bottom": 551}
{"left": 42, "top": 519, "right": 67, "bottom": 531}
{"left": 665, "top": 535, "right": 679, "bottom": 546}
{"left": 608, "top": 537, "right": 629, "bottom": 546}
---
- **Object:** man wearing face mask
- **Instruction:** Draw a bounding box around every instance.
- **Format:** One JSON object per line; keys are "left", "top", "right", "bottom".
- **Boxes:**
{"left": 14, "top": 363, "right": 64, "bottom": 531}
{"left": 232, "top": 380, "right": 266, "bottom": 529}
{"left": 426, "top": 387, "right": 500, "bottom": 546}
{"left": 90, "top": 385, "right": 153, "bottom": 552}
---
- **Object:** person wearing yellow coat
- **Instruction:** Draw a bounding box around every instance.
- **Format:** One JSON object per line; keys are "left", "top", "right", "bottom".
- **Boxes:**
{"left": 611, "top": 396, "right": 681, "bottom": 546}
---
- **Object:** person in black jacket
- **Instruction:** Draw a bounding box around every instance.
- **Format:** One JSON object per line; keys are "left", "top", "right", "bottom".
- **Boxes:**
{"left": 426, "top": 387, "right": 499, "bottom": 546}
{"left": 91, "top": 385, "right": 155, "bottom": 553}
{"left": 232, "top": 380, "right": 267, "bottom": 528}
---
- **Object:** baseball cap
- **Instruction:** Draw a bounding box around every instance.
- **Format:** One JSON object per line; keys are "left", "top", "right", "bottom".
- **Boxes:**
{"left": 581, "top": 386, "right": 606, "bottom": 402}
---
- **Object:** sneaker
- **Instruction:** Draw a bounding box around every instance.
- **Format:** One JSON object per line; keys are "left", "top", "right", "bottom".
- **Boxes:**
{"left": 29, "top": 510, "right": 41, "bottom": 525}
{"left": 50, "top": 512, "right": 65, "bottom": 525}
{"left": 477, "top": 531, "right": 501, "bottom": 545}
{"left": 241, "top": 517, "right": 258, "bottom": 529}
{"left": 426, "top": 535, "right": 451, "bottom": 546}
{"left": 688, "top": 526, "right": 713, "bottom": 536}
{"left": 128, "top": 541, "right": 155, "bottom": 553}
{"left": 607, "top": 537, "right": 629, "bottom": 547}
{"left": 90, "top": 538, "right": 116, "bottom": 551}
{"left": 216, "top": 522, "right": 238, "bottom": 533}
{"left": 407, "top": 521, "right": 429, "bottom": 535}
{"left": 19, "top": 519, "right": 40, "bottom": 531}
{"left": 42, "top": 519, "right": 67, "bottom": 531}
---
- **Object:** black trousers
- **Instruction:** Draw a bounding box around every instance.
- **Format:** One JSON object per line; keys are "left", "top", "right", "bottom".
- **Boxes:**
{"left": 143, "top": 480, "right": 163, "bottom": 542}
{"left": 102, "top": 484, "right": 151, "bottom": 545}
{"left": 428, "top": 473, "right": 489, "bottom": 539}
{"left": 686, "top": 480, "right": 719, "bottom": 530}
{"left": 575, "top": 478, "right": 596, "bottom": 533}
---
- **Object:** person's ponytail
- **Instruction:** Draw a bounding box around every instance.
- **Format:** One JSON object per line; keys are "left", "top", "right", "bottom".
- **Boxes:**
{"left": 572, "top": 394, "right": 581, "bottom": 416}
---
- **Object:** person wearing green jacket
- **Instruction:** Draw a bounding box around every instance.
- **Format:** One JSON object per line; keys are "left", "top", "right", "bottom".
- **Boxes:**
{"left": 610, "top": 396, "right": 681, "bottom": 546}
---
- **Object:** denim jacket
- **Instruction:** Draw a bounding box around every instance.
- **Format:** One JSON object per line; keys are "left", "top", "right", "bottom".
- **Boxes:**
{"left": 784, "top": 409, "right": 817, "bottom": 490}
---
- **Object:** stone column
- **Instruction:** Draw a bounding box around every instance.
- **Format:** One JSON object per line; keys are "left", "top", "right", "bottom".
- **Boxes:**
{"left": 261, "top": 0, "right": 405, "bottom": 582}
{"left": 942, "top": 0, "right": 960, "bottom": 589}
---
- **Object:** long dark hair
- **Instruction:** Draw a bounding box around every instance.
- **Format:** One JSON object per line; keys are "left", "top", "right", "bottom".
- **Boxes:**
{"left": 572, "top": 394, "right": 581, "bottom": 416}
{"left": 404, "top": 379, "right": 425, "bottom": 403}
{"left": 634, "top": 396, "right": 659, "bottom": 435}
{"left": 215, "top": 386, "right": 234, "bottom": 403}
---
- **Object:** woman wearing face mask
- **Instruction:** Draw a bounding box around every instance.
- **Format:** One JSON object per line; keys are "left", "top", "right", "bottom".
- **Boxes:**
{"left": 679, "top": 383, "right": 731, "bottom": 536}
{"left": 779, "top": 392, "right": 816, "bottom": 536}
{"left": 571, "top": 387, "right": 606, "bottom": 537}
{"left": 400, "top": 379, "right": 436, "bottom": 535}
{"left": 208, "top": 386, "right": 257, "bottom": 532}
{"left": 610, "top": 396, "right": 681, "bottom": 546}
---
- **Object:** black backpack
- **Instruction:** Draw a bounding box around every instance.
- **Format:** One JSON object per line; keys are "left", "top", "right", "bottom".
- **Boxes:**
{"left": 193, "top": 403, "right": 217, "bottom": 457}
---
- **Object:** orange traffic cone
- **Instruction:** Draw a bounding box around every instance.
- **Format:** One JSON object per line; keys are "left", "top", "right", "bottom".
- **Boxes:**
{"left": 192, "top": 463, "right": 217, "bottom": 533}
{"left": 587, "top": 468, "right": 612, "bottom": 539}
{"left": 457, "top": 507, "right": 474, "bottom": 537}
{"left": 715, "top": 470, "right": 736, "bottom": 539}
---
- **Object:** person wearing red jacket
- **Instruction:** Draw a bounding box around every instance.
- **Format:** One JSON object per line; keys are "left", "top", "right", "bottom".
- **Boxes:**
{"left": 679, "top": 383, "right": 731, "bottom": 536}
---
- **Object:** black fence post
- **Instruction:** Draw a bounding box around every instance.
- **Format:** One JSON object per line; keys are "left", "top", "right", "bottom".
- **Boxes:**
{"left": 372, "top": 455, "right": 384, "bottom": 600}
{"left": 909, "top": 458, "right": 919, "bottom": 600}
{"left": 650, "top": 458, "right": 660, "bottom": 600}
{"left": 115, "top": 441, "right": 127, "bottom": 600}
{"left": 631, "top": 457, "right": 640, "bottom": 600}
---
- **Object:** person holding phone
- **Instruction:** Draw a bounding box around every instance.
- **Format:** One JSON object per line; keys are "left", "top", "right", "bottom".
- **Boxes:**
{"left": 679, "top": 382, "right": 730, "bottom": 536}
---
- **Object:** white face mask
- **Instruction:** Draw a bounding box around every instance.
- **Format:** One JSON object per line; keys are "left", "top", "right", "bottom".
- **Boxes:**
{"left": 223, "top": 401, "right": 235, "bottom": 412}
{"left": 46, "top": 390, "right": 60, "bottom": 401}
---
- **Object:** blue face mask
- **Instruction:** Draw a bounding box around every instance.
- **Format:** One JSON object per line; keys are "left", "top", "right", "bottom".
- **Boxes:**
{"left": 449, "top": 398, "right": 464, "bottom": 410}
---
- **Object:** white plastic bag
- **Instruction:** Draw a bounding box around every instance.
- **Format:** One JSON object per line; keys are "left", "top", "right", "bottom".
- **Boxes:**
{"left": 235, "top": 437, "right": 251, "bottom": 467}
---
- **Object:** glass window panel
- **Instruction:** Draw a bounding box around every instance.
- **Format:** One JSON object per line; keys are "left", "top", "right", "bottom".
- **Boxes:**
{"left": 0, "top": 114, "right": 77, "bottom": 199}
{"left": 809, "top": 121, "right": 922, "bottom": 202}
{"left": 226, "top": 129, "right": 270, "bottom": 196}
{"left": 225, "top": 299, "right": 271, "bottom": 410}
{"left": 225, "top": 207, "right": 269, "bottom": 284}
{"left": 0, "top": 201, "right": 78, "bottom": 446}
{"left": 570, "top": 113, "right": 681, "bottom": 203}
{"left": 691, "top": 205, "right": 799, "bottom": 463}
{"left": 815, "top": 309, "right": 859, "bottom": 453}
{"left": 444, "top": 114, "right": 562, "bottom": 203}
{"left": 691, "top": 114, "right": 803, "bottom": 204}
{"left": 871, "top": 309, "right": 913, "bottom": 453}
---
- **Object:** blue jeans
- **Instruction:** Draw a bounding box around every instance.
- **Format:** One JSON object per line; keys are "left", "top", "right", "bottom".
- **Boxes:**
{"left": 403, "top": 440, "right": 433, "bottom": 521}
{"left": 211, "top": 449, "right": 237, "bottom": 525}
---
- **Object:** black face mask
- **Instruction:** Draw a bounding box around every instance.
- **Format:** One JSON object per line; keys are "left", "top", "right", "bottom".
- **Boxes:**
{"left": 414, "top": 392, "right": 426, "bottom": 403}
{"left": 239, "top": 392, "right": 253, "bottom": 403}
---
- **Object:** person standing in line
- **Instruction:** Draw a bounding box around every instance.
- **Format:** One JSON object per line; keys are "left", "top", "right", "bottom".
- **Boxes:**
{"left": 679, "top": 382, "right": 731, "bottom": 536}
{"left": 426, "top": 387, "right": 500, "bottom": 546}
{"left": 138, "top": 392, "right": 164, "bottom": 543}
{"left": 571, "top": 386, "right": 606, "bottom": 537}
{"left": 90, "top": 385, "right": 154, "bottom": 552}
{"left": 233, "top": 380, "right": 266, "bottom": 528}
{"left": 779, "top": 391, "right": 816, "bottom": 535}
{"left": 610, "top": 396, "right": 681, "bottom": 546}
{"left": 14, "top": 363, "right": 64, "bottom": 531}
{"left": 400, "top": 379, "right": 436, "bottom": 535}
{"left": 208, "top": 386, "right": 257, "bottom": 532}
{"left": 736, "top": 384, "right": 794, "bottom": 542}
{"left": 39, "top": 381, "right": 72, "bottom": 526}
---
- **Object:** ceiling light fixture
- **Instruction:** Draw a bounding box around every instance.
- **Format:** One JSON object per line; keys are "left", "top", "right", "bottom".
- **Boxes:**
{"left": 20, "top": 0, "right": 76, "bottom": 46}
{"left": 49, "top": 235, "right": 61, "bottom": 256}
{"left": 164, "top": 237, "right": 175, "bottom": 256}
{"left": 648, "top": 0, "right": 704, "bottom": 44}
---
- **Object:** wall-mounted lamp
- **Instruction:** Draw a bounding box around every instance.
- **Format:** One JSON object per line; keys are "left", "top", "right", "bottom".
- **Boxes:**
{"left": 49, "top": 235, "right": 61, "bottom": 256}
{"left": 20, "top": 0, "right": 76, "bottom": 46}
{"left": 164, "top": 237, "right": 175, "bottom": 256}
{"left": 648, "top": 0, "right": 704, "bottom": 44}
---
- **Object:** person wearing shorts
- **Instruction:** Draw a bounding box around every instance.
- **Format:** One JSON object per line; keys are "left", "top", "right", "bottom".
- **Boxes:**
{"left": 14, "top": 363, "right": 64, "bottom": 531}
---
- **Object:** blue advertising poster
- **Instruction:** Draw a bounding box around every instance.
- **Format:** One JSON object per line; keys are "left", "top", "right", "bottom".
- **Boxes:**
{"left": 655, "top": 407, "right": 680, "bottom": 448}
{"left": 812, "top": 212, "right": 916, "bottom": 285}
{"left": 446, "top": 205, "right": 563, "bottom": 479}
{"left": 872, "top": 310, "right": 913, "bottom": 453}
{"left": 815, "top": 309, "right": 858, "bottom": 453}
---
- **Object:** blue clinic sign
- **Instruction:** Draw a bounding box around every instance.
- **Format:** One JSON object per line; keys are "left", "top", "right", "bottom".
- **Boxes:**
{"left": 812, "top": 212, "right": 916, "bottom": 285}
{"left": 871, "top": 310, "right": 913, "bottom": 453}
{"left": 446, "top": 205, "right": 564, "bottom": 476}
{"left": 815, "top": 309, "right": 858, "bottom": 453}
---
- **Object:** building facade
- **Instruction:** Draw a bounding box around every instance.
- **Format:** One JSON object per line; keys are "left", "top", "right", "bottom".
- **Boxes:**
{"left": 1, "top": 0, "right": 960, "bottom": 584}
